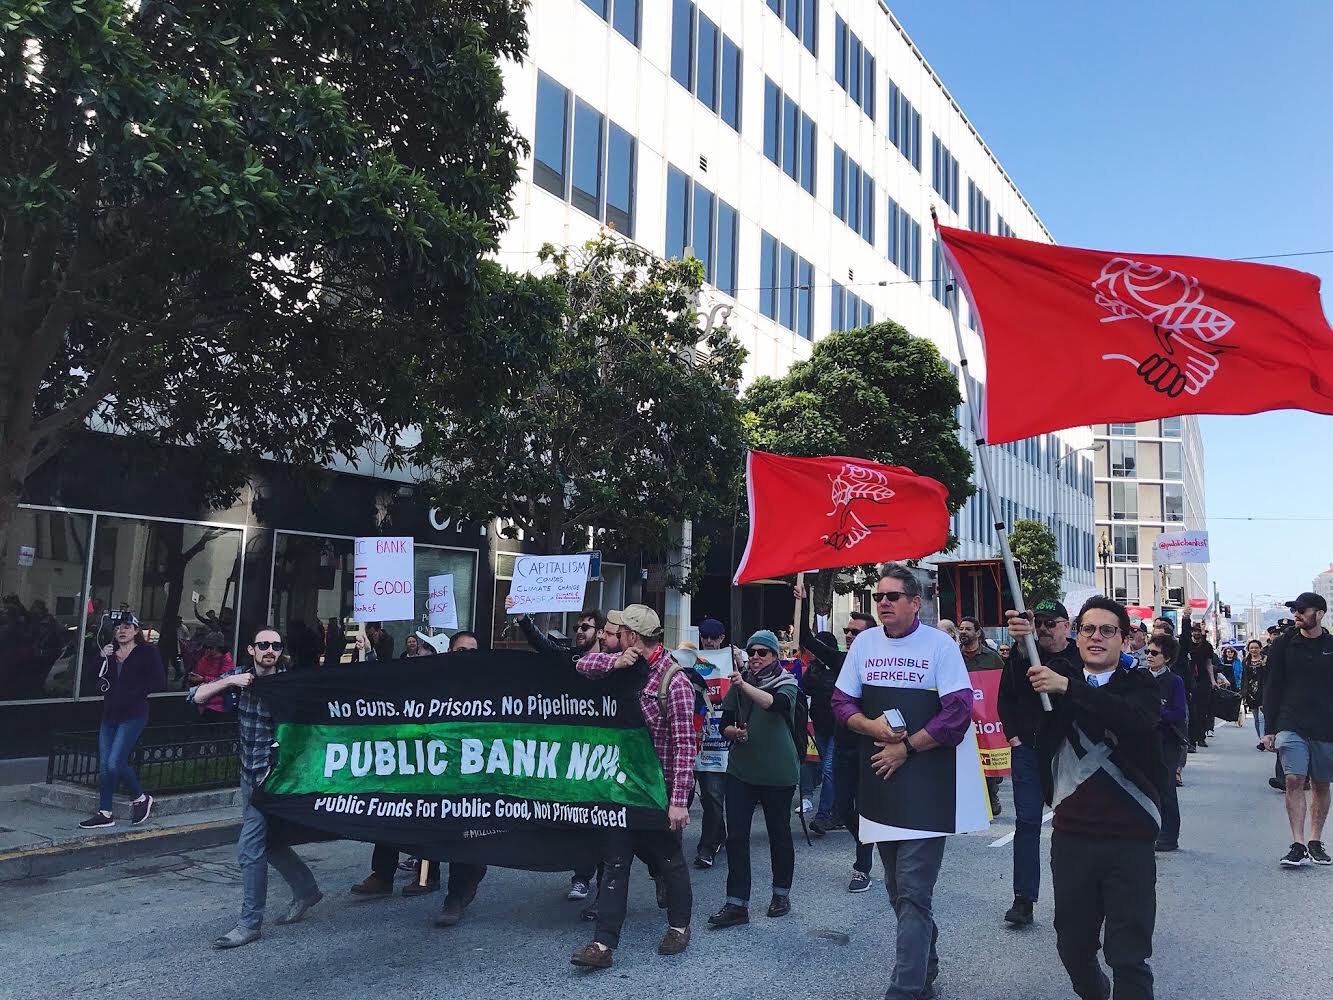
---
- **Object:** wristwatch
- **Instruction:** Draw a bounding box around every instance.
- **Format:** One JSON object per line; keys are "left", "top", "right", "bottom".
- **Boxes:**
{"left": 903, "top": 739, "right": 918, "bottom": 757}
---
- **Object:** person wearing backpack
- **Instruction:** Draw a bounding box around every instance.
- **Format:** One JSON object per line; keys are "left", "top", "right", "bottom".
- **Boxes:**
{"left": 707, "top": 629, "right": 800, "bottom": 929}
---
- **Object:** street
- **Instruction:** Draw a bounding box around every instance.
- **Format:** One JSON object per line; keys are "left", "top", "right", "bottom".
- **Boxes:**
{"left": 2, "top": 725, "right": 1326, "bottom": 1000}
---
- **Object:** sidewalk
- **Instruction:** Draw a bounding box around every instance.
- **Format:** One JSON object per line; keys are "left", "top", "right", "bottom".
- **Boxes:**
{"left": 0, "top": 781, "right": 242, "bottom": 883}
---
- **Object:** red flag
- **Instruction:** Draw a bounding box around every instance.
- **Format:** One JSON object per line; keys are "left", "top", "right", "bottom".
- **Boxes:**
{"left": 937, "top": 225, "right": 1333, "bottom": 444}
{"left": 733, "top": 451, "right": 949, "bottom": 585}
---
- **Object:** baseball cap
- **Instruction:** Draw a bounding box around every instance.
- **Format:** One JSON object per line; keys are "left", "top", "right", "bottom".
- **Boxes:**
{"left": 606, "top": 609, "right": 626, "bottom": 627}
{"left": 1285, "top": 592, "right": 1328, "bottom": 613}
{"left": 1032, "top": 600, "right": 1069, "bottom": 620}
{"left": 698, "top": 617, "right": 725, "bottom": 638}
{"left": 620, "top": 604, "right": 663, "bottom": 637}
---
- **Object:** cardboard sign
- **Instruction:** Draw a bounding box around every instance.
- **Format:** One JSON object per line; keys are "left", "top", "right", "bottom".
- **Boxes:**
{"left": 969, "top": 670, "right": 1010, "bottom": 778}
{"left": 353, "top": 536, "right": 414, "bottom": 622}
{"left": 1154, "top": 530, "right": 1209, "bottom": 566}
{"left": 692, "top": 649, "right": 734, "bottom": 774}
{"left": 427, "top": 574, "right": 458, "bottom": 630}
{"left": 509, "top": 554, "right": 591, "bottom": 614}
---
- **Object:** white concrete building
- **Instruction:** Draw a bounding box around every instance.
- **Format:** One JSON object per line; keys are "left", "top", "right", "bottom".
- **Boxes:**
{"left": 495, "top": 0, "right": 1096, "bottom": 627}
{"left": 1314, "top": 566, "right": 1333, "bottom": 607}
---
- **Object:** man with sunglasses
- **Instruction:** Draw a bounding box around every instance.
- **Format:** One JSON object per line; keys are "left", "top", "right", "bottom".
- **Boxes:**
{"left": 1261, "top": 592, "right": 1333, "bottom": 867}
{"left": 997, "top": 598, "right": 1076, "bottom": 927}
{"left": 190, "top": 628, "right": 322, "bottom": 948}
{"left": 1025, "top": 597, "right": 1163, "bottom": 1000}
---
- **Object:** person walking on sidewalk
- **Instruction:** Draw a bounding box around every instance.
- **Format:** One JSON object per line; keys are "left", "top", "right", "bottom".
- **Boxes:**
{"left": 1241, "top": 639, "right": 1268, "bottom": 746}
{"left": 78, "top": 613, "right": 165, "bottom": 830}
{"left": 707, "top": 629, "right": 800, "bottom": 929}
{"left": 1261, "top": 592, "right": 1333, "bottom": 868}
{"left": 1145, "top": 634, "right": 1188, "bottom": 851}
{"left": 692, "top": 617, "right": 731, "bottom": 868}
{"left": 190, "top": 628, "right": 322, "bottom": 948}
{"left": 959, "top": 615, "right": 1005, "bottom": 817}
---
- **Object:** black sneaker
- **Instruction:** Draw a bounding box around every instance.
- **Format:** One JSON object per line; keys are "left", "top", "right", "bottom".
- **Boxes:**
{"left": 1003, "top": 896, "right": 1034, "bottom": 926}
{"left": 693, "top": 853, "right": 715, "bottom": 869}
{"left": 1269, "top": 777, "right": 1286, "bottom": 790}
{"left": 847, "top": 870, "right": 872, "bottom": 893}
{"left": 707, "top": 903, "right": 749, "bottom": 928}
{"left": 1281, "top": 843, "right": 1311, "bottom": 868}
{"left": 808, "top": 817, "right": 829, "bottom": 836}
{"left": 1309, "top": 841, "right": 1332, "bottom": 865}
{"left": 78, "top": 811, "right": 115, "bottom": 830}
{"left": 131, "top": 794, "right": 154, "bottom": 826}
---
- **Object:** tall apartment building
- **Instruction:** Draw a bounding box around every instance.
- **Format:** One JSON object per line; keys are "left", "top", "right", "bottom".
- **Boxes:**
{"left": 1093, "top": 416, "right": 1208, "bottom": 610}
{"left": 497, "top": 0, "right": 1096, "bottom": 616}
{"left": 1314, "top": 566, "right": 1333, "bottom": 607}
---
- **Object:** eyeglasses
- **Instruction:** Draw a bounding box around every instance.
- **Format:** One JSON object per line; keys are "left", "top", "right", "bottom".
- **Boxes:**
{"left": 1076, "top": 624, "right": 1122, "bottom": 639}
{"left": 1145, "top": 648, "right": 1164, "bottom": 657}
{"left": 873, "top": 591, "right": 908, "bottom": 603}
{"left": 575, "top": 624, "right": 597, "bottom": 632}
{"left": 745, "top": 647, "right": 774, "bottom": 658}
{"left": 1293, "top": 608, "right": 1312, "bottom": 616}
{"left": 253, "top": 641, "right": 284, "bottom": 651}
{"left": 1035, "top": 618, "right": 1066, "bottom": 630}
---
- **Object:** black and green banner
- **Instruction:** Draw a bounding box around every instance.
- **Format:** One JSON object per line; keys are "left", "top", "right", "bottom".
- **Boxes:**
{"left": 250, "top": 651, "right": 667, "bottom": 870}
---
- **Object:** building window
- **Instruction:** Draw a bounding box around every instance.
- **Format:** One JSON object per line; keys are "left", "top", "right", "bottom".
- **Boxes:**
{"left": 760, "top": 230, "right": 813, "bottom": 338}
{"left": 1112, "top": 567, "right": 1140, "bottom": 604}
{"left": 932, "top": 135, "right": 960, "bottom": 212}
{"left": 834, "top": 16, "right": 875, "bottom": 118}
{"left": 931, "top": 237, "right": 949, "bottom": 305}
{"left": 887, "top": 198, "right": 922, "bottom": 282}
{"left": 1110, "top": 481, "right": 1138, "bottom": 521}
{"left": 1108, "top": 421, "right": 1136, "bottom": 435}
{"left": 664, "top": 165, "right": 738, "bottom": 297}
{"left": 581, "top": 0, "right": 640, "bottom": 46}
{"left": 833, "top": 146, "right": 874, "bottom": 244}
{"left": 1112, "top": 524, "right": 1138, "bottom": 563}
{"left": 533, "top": 73, "right": 636, "bottom": 236}
{"left": 1164, "top": 482, "right": 1184, "bottom": 523}
{"left": 831, "top": 282, "right": 872, "bottom": 332}
{"left": 764, "top": 78, "right": 816, "bottom": 193}
{"left": 1162, "top": 441, "right": 1183, "bottom": 480}
{"left": 1110, "top": 439, "right": 1137, "bottom": 478}
{"left": 671, "top": 1, "right": 742, "bottom": 131}
{"left": 996, "top": 216, "right": 1014, "bottom": 239}
{"left": 766, "top": 0, "right": 816, "bottom": 54}
{"left": 888, "top": 80, "right": 922, "bottom": 171}
{"left": 967, "top": 180, "right": 991, "bottom": 233}
{"left": 1160, "top": 416, "right": 1182, "bottom": 438}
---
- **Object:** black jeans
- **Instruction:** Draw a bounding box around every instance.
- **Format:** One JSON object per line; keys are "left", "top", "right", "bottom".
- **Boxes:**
{"left": 1158, "top": 736, "right": 1185, "bottom": 847}
{"left": 833, "top": 744, "right": 875, "bottom": 875}
{"left": 1051, "top": 831, "right": 1156, "bottom": 1000}
{"left": 593, "top": 829, "right": 691, "bottom": 949}
{"left": 371, "top": 844, "right": 486, "bottom": 900}
{"left": 723, "top": 775, "right": 795, "bottom": 905}
{"left": 694, "top": 770, "right": 727, "bottom": 858}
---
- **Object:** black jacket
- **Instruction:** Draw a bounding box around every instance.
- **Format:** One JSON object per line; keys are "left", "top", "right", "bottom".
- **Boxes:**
{"left": 997, "top": 637, "right": 1078, "bottom": 746}
{"left": 797, "top": 608, "right": 849, "bottom": 746}
{"left": 1262, "top": 627, "right": 1333, "bottom": 742}
{"left": 518, "top": 616, "right": 579, "bottom": 666}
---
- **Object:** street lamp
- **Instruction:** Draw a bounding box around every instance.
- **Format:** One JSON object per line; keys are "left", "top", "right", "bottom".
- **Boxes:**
{"left": 1097, "top": 532, "right": 1113, "bottom": 596}
{"left": 1054, "top": 440, "right": 1105, "bottom": 471}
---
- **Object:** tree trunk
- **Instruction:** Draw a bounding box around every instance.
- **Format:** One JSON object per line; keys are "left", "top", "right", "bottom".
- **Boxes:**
{"left": 813, "top": 568, "right": 837, "bottom": 619}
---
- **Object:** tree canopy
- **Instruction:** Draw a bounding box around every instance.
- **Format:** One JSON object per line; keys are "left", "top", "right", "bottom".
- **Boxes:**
{"left": 1005, "top": 518, "right": 1063, "bottom": 606}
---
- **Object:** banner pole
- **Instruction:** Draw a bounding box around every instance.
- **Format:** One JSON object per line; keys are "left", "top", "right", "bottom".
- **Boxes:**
{"left": 934, "top": 211, "right": 1052, "bottom": 712}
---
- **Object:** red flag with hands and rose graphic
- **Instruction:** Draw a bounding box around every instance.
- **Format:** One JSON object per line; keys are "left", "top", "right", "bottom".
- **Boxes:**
{"left": 937, "top": 226, "right": 1333, "bottom": 445}
{"left": 733, "top": 451, "right": 950, "bottom": 585}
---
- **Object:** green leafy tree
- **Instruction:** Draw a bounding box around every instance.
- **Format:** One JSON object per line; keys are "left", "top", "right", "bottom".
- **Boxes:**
{"left": 1004, "top": 518, "right": 1063, "bottom": 606}
{"left": 413, "top": 233, "right": 747, "bottom": 582}
{"left": 0, "top": 0, "right": 539, "bottom": 555}
{"left": 744, "top": 321, "right": 974, "bottom": 613}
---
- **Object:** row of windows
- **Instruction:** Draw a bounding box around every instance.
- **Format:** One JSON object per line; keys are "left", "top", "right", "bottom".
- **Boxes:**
{"left": 886, "top": 197, "right": 922, "bottom": 283}
{"left": 932, "top": 136, "right": 960, "bottom": 213}
{"left": 1106, "top": 418, "right": 1183, "bottom": 438}
{"left": 759, "top": 231, "right": 814, "bottom": 340}
{"left": 831, "top": 281, "right": 873, "bottom": 332}
{"left": 579, "top": 0, "right": 640, "bottom": 46}
{"left": 670, "top": 0, "right": 742, "bottom": 131}
{"left": 996, "top": 215, "right": 1014, "bottom": 239}
{"left": 665, "top": 165, "right": 739, "bottom": 297}
{"left": 887, "top": 80, "right": 923, "bottom": 171}
{"left": 1108, "top": 482, "right": 1185, "bottom": 524}
{"left": 534, "top": 72, "right": 636, "bottom": 236}
{"left": 832, "top": 146, "right": 875, "bottom": 244}
{"left": 765, "top": 0, "right": 817, "bottom": 54}
{"left": 833, "top": 15, "right": 875, "bottom": 119}
{"left": 967, "top": 180, "right": 991, "bottom": 234}
{"left": 1108, "top": 440, "right": 1184, "bottom": 480}
{"left": 763, "top": 79, "right": 817, "bottom": 193}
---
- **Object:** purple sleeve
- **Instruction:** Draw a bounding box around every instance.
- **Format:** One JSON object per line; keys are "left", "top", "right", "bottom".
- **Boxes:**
{"left": 1161, "top": 675, "right": 1188, "bottom": 724}
{"left": 832, "top": 687, "right": 862, "bottom": 728}
{"left": 923, "top": 689, "right": 975, "bottom": 748}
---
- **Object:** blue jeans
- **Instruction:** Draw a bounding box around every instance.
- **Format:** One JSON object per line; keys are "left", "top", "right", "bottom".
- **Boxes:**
{"left": 800, "top": 732, "right": 836, "bottom": 820}
{"left": 97, "top": 717, "right": 147, "bottom": 811}
{"left": 1010, "top": 743, "right": 1044, "bottom": 902}
{"left": 238, "top": 773, "right": 318, "bottom": 930}
{"left": 1254, "top": 709, "right": 1265, "bottom": 739}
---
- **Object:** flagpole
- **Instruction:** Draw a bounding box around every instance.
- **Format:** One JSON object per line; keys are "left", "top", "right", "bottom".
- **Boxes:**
{"left": 934, "top": 209, "right": 1052, "bottom": 712}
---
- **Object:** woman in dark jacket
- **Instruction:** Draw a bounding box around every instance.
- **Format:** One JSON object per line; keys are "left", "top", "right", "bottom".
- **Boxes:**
{"left": 79, "top": 614, "right": 166, "bottom": 829}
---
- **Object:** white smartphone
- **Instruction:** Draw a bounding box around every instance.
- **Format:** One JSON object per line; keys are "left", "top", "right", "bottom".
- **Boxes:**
{"left": 883, "top": 709, "right": 907, "bottom": 735}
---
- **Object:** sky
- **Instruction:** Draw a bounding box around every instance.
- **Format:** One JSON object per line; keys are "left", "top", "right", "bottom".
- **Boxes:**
{"left": 890, "top": 0, "right": 1333, "bottom": 609}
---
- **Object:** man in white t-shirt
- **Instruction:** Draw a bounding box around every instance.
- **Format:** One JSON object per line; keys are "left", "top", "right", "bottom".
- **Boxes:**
{"left": 832, "top": 564, "right": 977, "bottom": 1000}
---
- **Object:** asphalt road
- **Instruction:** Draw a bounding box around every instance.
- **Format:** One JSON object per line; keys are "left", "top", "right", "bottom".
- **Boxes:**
{"left": 2, "top": 722, "right": 1327, "bottom": 1000}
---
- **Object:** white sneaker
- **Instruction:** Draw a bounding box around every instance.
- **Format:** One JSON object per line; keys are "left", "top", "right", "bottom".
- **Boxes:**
{"left": 796, "top": 798, "right": 813, "bottom": 814}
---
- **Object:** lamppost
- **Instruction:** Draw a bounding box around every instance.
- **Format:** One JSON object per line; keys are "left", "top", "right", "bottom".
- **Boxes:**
{"left": 1097, "top": 532, "right": 1113, "bottom": 597}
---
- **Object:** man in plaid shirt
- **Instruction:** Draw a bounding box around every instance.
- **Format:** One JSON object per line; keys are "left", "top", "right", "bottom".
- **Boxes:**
{"left": 569, "top": 605, "right": 695, "bottom": 969}
{"left": 188, "top": 627, "right": 322, "bottom": 949}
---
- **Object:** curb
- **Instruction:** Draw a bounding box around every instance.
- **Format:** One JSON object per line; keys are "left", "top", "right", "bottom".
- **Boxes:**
{"left": 0, "top": 818, "right": 241, "bottom": 883}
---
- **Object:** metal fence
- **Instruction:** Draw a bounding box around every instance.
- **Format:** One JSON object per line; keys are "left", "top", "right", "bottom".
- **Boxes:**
{"left": 47, "top": 723, "right": 241, "bottom": 794}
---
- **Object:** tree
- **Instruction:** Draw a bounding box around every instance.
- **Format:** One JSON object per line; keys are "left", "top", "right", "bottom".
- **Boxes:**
{"left": 1005, "top": 518, "right": 1062, "bottom": 606}
{"left": 413, "top": 233, "right": 748, "bottom": 580}
{"left": 744, "top": 321, "right": 975, "bottom": 613}
{"left": 0, "top": 0, "right": 540, "bottom": 556}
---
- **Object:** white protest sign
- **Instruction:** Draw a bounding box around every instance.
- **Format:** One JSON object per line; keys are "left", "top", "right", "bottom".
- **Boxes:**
{"left": 1154, "top": 530, "right": 1210, "bottom": 566}
{"left": 427, "top": 574, "right": 459, "bottom": 630}
{"left": 509, "top": 554, "right": 591, "bottom": 614}
{"left": 17, "top": 545, "right": 35, "bottom": 567}
{"left": 693, "top": 649, "right": 735, "bottom": 774}
{"left": 1063, "top": 586, "right": 1099, "bottom": 612}
{"left": 353, "top": 536, "right": 414, "bottom": 622}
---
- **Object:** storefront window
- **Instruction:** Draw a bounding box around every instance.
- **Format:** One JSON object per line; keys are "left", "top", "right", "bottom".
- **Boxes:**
{"left": 88, "top": 516, "right": 243, "bottom": 694}
{"left": 1, "top": 507, "right": 92, "bottom": 701}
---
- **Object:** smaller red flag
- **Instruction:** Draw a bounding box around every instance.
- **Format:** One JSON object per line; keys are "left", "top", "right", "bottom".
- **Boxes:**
{"left": 733, "top": 451, "right": 950, "bottom": 585}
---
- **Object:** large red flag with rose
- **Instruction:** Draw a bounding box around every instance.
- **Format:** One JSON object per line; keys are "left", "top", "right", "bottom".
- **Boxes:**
{"left": 937, "top": 225, "right": 1333, "bottom": 444}
{"left": 733, "top": 451, "right": 949, "bottom": 585}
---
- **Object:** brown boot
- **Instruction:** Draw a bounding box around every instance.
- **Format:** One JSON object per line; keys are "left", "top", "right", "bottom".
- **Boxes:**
{"left": 657, "top": 926, "right": 690, "bottom": 956}
{"left": 570, "top": 941, "right": 613, "bottom": 969}
{"left": 349, "top": 873, "right": 394, "bottom": 897}
{"left": 401, "top": 879, "right": 439, "bottom": 897}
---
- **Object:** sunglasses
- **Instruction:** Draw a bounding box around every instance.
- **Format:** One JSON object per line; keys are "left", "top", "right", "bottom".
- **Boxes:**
{"left": 575, "top": 624, "right": 597, "bottom": 632}
{"left": 1076, "top": 624, "right": 1122, "bottom": 639}
{"left": 1145, "top": 648, "right": 1164, "bottom": 657}
{"left": 873, "top": 591, "right": 909, "bottom": 603}
{"left": 745, "top": 647, "right": 774, "bottom": 658}
{"left": 253, "top": 641, "right": 284, "bottom": 651}
{"left": 1035, "top": 618, "right": 1066, "bottom": 629}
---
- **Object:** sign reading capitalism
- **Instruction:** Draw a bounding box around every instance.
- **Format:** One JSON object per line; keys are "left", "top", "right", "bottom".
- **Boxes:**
{"left": 251, "top": 652, "right": 668, "bottom": 870}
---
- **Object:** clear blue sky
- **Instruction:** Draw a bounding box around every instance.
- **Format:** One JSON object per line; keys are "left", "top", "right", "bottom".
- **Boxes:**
{"left": 891, "top": 0, "right": 1333, "bottom": 609}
